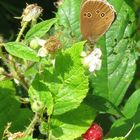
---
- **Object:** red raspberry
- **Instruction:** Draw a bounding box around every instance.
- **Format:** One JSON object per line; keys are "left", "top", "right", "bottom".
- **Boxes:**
{"left": 82, "top": 123, "right": 103, "bottom": 140}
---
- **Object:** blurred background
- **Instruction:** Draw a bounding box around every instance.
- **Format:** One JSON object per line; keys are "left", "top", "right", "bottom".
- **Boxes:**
{"left": 0, "top": 0, "right": 57, "bottom": 39}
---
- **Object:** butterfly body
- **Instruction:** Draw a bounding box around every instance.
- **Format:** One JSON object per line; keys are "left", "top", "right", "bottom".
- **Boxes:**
{"left": 80, "top": 0, "right": 116, "bottom": 42}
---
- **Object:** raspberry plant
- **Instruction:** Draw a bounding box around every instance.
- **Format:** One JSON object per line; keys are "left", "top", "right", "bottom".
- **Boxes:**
{"left": 0, "top": 0, "right": 140, "bottom": 140}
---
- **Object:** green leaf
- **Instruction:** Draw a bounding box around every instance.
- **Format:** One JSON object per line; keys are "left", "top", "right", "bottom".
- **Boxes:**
{"left": 0, "top": 79, "right": 15, "bottom": 94}
{"left": 39, "top": 121, "right": 48, "bottom": 135}
{"left": 51, "top": 103, "right": 96, "bottom": 140}
{"left": 25, "top": 18, "right": 57, "bottom": 42}
{"left": 29, "top": 76, "right": 54, "bottom": 115}
{"left": 0, "top": 80, "right": 33, "bottom": 139}
{"left": 56, "top": 0, "right": 136, "bottom": 107}
{"left": 85, "top": 94, "right": 125, "bottom": 117}
{"left": 17, "top": 136, "right": 37, "bottom": 140}
{"left": 105, "top": 137, "right": 125, "bottom": 140}
{"left": 46, "top": 41, "right": 88, "bottom": 115}
{"left": 56, "top": 0, "right": 81, "bottom": 39}
{"left": 123, "top": 89, "right": 140, "bottom": 119}
{"left": 91, "top": 0, "right": 136, "bottom": 106}
{"left": 109, "top": 90, "right": 140, "bottom": 139}
{"left": 55, "top": 0, "right": 82, "bottom": 47}
{"left": 4, "top": 42, "right": 39, "bottom": 62}
{"left": 109, "top": 118, "right": 134, "bottom": 139}
{"left": 24, "top": 66, "right": 38, "bottom": 77}
{"left": 29, "top": 41, "right": 88, "bottom": 115}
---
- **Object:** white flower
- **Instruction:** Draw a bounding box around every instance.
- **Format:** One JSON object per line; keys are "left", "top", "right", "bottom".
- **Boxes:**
{"left": 37, "top": 36, "right": 62, "bottom": 57}
{"left": 92, "top": 48, "right": 102, "bottom": 58}
{"left": 30, "top": 38, "right": 46, "bottom": 49}
{"left": 32, "top": 38, "right": 47, "bottom": 57}
{"left": 36, "top": 38, "right": 46, "bottom": 47}
{"left": 51, "top": 59, "right": 55, "bottom": 66}
{"left": 37, "top": 47, "right": 48, "bottom": 57}
{"left": 89, "top": 58, "right": 102, "bottom": 72}
{"left": 82, "top": 48, "right": 102, "bottom": 72}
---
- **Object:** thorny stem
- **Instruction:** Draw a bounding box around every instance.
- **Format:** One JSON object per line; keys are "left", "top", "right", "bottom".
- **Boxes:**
{"left": 1, "top": 123, "right": 11, "bottom": 140}
{"left": 15, "top": 74, "right": 29, "bottom": 90}
{"left": 24, "top": 113, "right": 39, "bottom": 136}
{"left": 26, "top": 62, "right": 36, "bottom": 72}
{"left": 48, "top": 115, "right": 51, "bottom": 140}
{"left": 0, "top": 35, "right": 29, "bottom": 91}
{"left": 16, "top": 21, "right": 28, "bottom": 42}
{"left": 15, "top": 21, "right": 30, "bottom": 89}
{"left": 0, "top": 47, "right": 14, "bottom": 71}
{"left": 8, "top": 56, "right": 29, "bottom": 90}
{"left": 0, "top": 75, "right": 13, "bottom": 81}
{"left": 15, "top": 96, "right": 30, "bottom": 104}
{"left": 0, "top": 46, "right": 28, "bottom": 90}
{"left": 0, "top": 23, "right": 29, "bottom": 91}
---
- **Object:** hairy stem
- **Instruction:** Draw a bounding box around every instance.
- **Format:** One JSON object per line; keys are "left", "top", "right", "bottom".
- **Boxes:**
{"left": 16, "top": 21, "right": 28, "bottom": 42}
{"left": 48, "top": 115, "right": 51, "bottom": 140}
{"left": 24, "top": 113, "right": 39, "bottom": 136}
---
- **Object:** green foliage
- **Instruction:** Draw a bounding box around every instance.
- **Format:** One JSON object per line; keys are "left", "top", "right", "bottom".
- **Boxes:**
{"left": 4, "top": 42, "right": 39, "bottom": 62}
{"left": 92, "top": 0, "right": 136, "bottom": 106}
{"left": 25, "top": 18, "right": 57, "bottom": 42}
{"left": 28, "top": 42, "right": 96, "bottom": 139}
{"left": 29, "top": 42, "right": 89, "bottom": 115}
{"left": 17, "top": 136, "right": 37, "bottom": 140}
{"left": 0, "top": 0, "right": 139, "bottom": 139}
{"left": 105, "top": 137, "right": 125, "bottom": 140}
{"left": 51, "top": 103, "right": 96, "bottom": 140}
{"left": 56, "top": 0, "right": 137, "bottom": 108}
{"left": 56, "top": 0, "right": 81, "bottom": 39}
{"left": 109, "top": 90, "right": 140, "bottom": 139}
{"left": 0, "top": 80, "right": 33, "bottom": 138}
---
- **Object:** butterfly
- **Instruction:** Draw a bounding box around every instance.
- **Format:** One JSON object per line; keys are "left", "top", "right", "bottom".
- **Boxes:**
{"left": 80, "top": 0, "right": 116, "bottom": 43}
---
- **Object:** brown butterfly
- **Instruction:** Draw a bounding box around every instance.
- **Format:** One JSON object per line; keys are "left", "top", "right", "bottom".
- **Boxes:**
{"left": 80, "top": 0, "right": 116, "bottom": 43}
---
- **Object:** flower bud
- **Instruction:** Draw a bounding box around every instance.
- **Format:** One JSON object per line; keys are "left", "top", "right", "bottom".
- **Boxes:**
{"left": 31, "top": 100, "right": 44, "bottom": 113}
{"left": 30, "top": 39, "right": 40, "bottom": 49}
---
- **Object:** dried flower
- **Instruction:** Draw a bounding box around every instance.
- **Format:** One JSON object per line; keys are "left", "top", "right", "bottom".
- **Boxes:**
{"left": 44, "top": 36, "right": 62, "bottom": 53}
{"left": 37, "top": 36, "right": 62, "bottom": 57}
{"left": 22, "top": 3, "right": 43, "bottom": 22}
{"left": 8, "top": 132, "right": 25, "bottom": 140}
{"left": 37, "top": 46, "right": 48, "bottom": 57}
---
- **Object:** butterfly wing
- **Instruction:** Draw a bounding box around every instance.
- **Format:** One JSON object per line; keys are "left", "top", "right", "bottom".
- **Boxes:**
{"left": 80, "top": 0, "right": 116, "bottom": 42}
